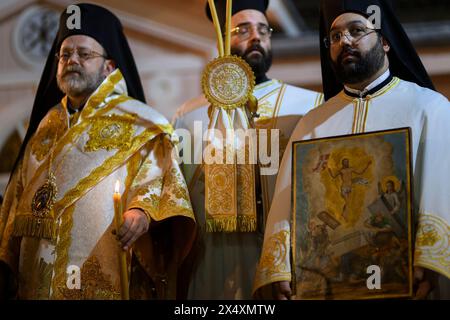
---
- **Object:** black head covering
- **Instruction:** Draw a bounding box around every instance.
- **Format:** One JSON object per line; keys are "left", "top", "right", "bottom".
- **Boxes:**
{"left": 319, "top": 0, "right": 435, "bottom": 100}
{"left": 12, "top": 3, "right": 145, "bottom": 174}
{"left": 205, "top": 0, "right": 269, "bottom": 28}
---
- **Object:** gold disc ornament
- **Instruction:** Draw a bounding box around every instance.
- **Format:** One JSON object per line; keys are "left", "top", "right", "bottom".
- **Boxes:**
{"left": 202, "top": 55, "right": 255, "bottom": 110}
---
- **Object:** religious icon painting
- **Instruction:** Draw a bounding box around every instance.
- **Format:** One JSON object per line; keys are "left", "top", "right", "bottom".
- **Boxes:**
{"left": 291, "top": 128, "right": 413, "bottom": 299}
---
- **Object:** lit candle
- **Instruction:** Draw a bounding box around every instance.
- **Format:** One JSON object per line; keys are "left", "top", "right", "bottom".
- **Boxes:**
{"left": 113, "top": 180, "right": 130, "bottom": 300}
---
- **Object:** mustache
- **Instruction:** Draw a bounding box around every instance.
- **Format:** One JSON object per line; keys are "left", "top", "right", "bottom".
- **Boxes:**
{"left": 244, "top": 44, "right": 266, "bottom": 57}
{"left": 62, "top": 65, "right": 85, "bottom": 77}
{"left": 337, "top": 46, "right": 361, "bottom": 62}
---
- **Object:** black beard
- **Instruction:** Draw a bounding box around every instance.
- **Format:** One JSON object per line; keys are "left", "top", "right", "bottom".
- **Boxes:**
{"left": 331, "top": 38, "right": 385, "bottom": 85}
{"left": 231, "top": 43, "right": 272, "bottom": 84}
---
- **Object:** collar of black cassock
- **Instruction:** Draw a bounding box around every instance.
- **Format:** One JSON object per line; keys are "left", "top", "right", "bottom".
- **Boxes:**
{"left": 343, "top": 73, "right": 393, "bottom": 98}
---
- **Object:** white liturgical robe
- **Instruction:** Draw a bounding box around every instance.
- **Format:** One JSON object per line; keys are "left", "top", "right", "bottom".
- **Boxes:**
{"left": 255, "top": 72, "right": 450, "bottom": 299}
{"left": 174, "top": 79, "right": 323, "bottom": 299}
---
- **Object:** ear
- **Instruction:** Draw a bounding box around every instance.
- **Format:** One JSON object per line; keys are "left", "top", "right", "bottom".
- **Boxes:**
{"left": 103, "top": 59, "right": 116, "bottom": 76}
{"left": 380, "top": 35, "right": 390, "bottom": 53}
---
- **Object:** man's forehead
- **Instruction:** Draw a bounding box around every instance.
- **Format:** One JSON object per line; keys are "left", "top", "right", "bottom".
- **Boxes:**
{"left": 330, "top": 12, "right": 374, "bottom": 30}
{"left": 231, "top": 9, "right": 268, "bottom": 27}
{"left": 60, "top": 35, "right": 103, "bottom": 50}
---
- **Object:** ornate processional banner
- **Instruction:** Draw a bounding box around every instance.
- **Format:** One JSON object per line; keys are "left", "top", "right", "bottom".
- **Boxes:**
{"left": 291, "top": 128, "right": 413, "bottom": 299}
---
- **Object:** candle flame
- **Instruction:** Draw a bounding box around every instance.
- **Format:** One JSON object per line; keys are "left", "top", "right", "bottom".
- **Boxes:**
{"left": 115, "top": 180, "right": 120, "bottom": 193}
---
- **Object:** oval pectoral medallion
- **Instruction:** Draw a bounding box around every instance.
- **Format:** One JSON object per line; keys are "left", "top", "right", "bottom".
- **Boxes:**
{"left": 31, "top": 174, "right": 58, "bottom": 217}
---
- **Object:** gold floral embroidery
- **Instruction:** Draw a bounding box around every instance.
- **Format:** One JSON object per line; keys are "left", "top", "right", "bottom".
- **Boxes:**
{"left": 84, "top": 113, "right": 137, "bottom": 152}
{"left": 56, "top": 255, "right": 121, "bottom": 300}
{"left": 205, "top": 145, "right": 257, "bottom": 232}
{"left": 21, "top": 121, "right": 151, "bottom": 285}
{"left": 129, "top": 177, "right": 164, "bottom": 216}
{"left": 259, "top": 230, "right": 289, "bottom": 272}
{"left": 159, "top": 167, "right": 193, "bottom": 220}
{"left": 205, "top": 163, "right": 237, "bottom": 231}
{"left": 30, "top": 109, "right": 67, "bottom": 161}
{"left": 143, "top": 177, "right": 164, "bottom": 195}
{"left": 415, "top": 213, "right": 450, "bottom": 278}
{"left": 254, "top": 229, "right": 291, "bottom": 291}
{"left": 129, "top": 167, "right": 194, "bottom": 222}
{"left": 52, "top": 128, "right": 162, "bottom": 215}
{"left": 236, "top": 157, "right": 257, "bottom": 232}
{"left": 132, "top": 158, "right": 153, "bottom": 186}
{"left": 416, "top": 228, "right": 439, "bottom": 247}
{"left": 162, "top": 168, "right": 191, "bottom": 203}
{"left": 141, "top": 194, "right": 161, "bottom": 213}
{"left": 22, "top": 96, "right": 130, "bottom": 203}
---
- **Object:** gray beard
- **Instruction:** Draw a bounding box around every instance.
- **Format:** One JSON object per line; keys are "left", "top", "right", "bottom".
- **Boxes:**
{"left": 57, "top": 67, "right": 105, "bottom": 99}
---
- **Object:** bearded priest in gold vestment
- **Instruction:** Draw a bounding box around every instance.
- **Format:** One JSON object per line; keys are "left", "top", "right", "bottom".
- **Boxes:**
{"left": 0, "top": 4, "right": 195, "bottom": 300}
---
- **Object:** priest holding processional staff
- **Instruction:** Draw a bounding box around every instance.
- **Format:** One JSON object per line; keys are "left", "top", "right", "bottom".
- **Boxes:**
{"left": 173, "top": 0, "right": 324, "bottom": 300}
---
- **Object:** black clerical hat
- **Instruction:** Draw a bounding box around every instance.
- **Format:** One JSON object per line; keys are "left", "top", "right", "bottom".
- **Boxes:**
{"left": 205, "top": 0, "right": 269, "bottom": 28}
{"left": 319, "top": 0, "right": 435, "bottom": 100}
{"left": 12, "top": 3, "right": 145, "bottom": 175}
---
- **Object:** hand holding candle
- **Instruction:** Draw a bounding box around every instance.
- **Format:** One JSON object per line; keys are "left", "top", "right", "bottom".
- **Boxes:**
{"left": 113, "top": 180, "right": 130, "bottom": 300}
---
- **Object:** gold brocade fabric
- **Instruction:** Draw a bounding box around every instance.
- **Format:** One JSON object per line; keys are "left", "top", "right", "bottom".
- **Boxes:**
{"left": 0, "top": 69, "right": 196, "bottom": 299}
{"left": 56, "top": 255, "right": 122, "bottom": 300}
{"left": 173, "top": 79, "right": 324, "bottom": 299}
{"left": 252, "top": 224, "right": 292, "bottom": 292}
{"left": 204, "top": 107, "right": 257, "bottom": 232}
{"left": 415, "top": 214, "right": 450, "bottom": 279}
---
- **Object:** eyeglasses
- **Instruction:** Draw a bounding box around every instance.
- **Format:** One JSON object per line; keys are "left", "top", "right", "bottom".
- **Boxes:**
{"left": 55, "top": 48, "right": 108, "bottom": 63}
{"left": 230, "top": 23, "right": 273, "bottom": 41}
{"left": 324, "top": 24, "right": 378, "bottom": 48}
